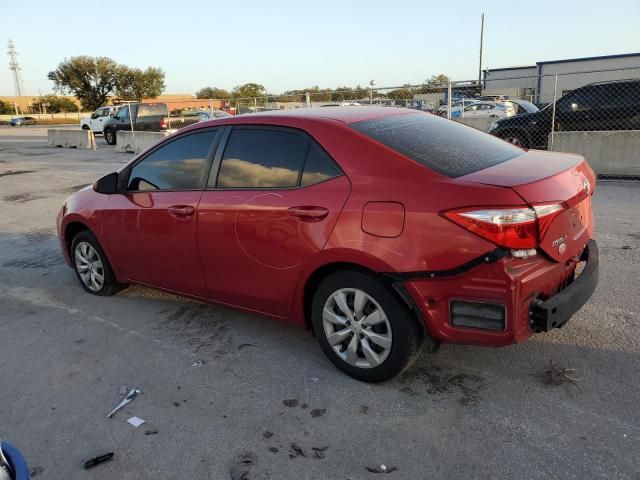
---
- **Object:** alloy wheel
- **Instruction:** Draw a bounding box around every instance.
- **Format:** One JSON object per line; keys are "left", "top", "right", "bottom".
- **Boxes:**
{"left": 322, "top": 288, "right": 392, "bottom": 369}
{"left": 74, "top": 241, "right": 105, "bottom": 292}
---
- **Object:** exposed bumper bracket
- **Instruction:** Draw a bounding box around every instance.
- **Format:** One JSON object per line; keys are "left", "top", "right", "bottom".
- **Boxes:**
{"left": 529, "top": 240, "right": 599, "bottom": 332}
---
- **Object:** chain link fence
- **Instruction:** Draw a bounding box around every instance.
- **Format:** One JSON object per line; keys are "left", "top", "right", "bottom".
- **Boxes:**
{"left": 107, "top": 67, "right": 639, "bottom": 161}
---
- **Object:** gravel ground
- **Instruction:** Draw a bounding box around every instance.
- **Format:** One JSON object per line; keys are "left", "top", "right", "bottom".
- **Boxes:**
{"left": 1, "top": 125, "right": 639, "bottom": 479}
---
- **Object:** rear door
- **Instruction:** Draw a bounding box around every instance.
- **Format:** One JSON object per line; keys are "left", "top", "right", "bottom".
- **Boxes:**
{"left": 102, "top": 129, "right": 221, "bottom": 296}
{"left": 197, "top": 126, "right": 350, "bottom": 317}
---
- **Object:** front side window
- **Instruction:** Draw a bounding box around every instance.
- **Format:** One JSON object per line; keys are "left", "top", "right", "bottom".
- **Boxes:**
{"left": 216, "top": 129, "right": 309, "bottom": 188}
{"left": 127, "top": 130, "right": 217, "bottom": 191}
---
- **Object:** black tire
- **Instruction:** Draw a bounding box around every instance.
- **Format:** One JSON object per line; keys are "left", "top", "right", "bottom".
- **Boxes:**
{"left": 70, "top": 230, "right": 123, "bottom": 296}
{"left": 82, "top": 124, "right": 90, "bottom": 130}
{"left": 500, "top": 131, "right": 528, "bottom": 148}
{"left": 311, "top": 270, "right": 423, "bottom": 382}
{"left": 104, "top": 128, "right": 116, "bottom": 145}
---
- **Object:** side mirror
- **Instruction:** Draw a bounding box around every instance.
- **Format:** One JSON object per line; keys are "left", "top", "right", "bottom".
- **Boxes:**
{"left": 110, "top": 113, "right": 116, "bottom": 118}
{"left": 93, "top": 172, "right": 119, "bottom": 194}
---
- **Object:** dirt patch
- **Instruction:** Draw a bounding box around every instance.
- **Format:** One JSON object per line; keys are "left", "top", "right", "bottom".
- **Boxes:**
{"left": 3, "top": 192, "right": 45, "bottom": 203}
{"left": 3, "top": 249, "right": 64, "bottom": 269}
{"left": 60, "top": 183, "right": 90, "bottom": 193}
{"left": 398, "top": 365, "right": 485, "bottom": 406}
{"left": 25, "top": 227, "right": 56, "bottom": 244}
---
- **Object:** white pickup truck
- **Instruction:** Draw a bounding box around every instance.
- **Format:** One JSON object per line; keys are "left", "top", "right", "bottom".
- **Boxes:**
{"left": 80, "top": 106, "right": 120, "bottom": 133}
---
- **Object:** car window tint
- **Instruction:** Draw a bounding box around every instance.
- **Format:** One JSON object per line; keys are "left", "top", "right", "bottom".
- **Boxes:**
{"left": 217, "top": 129, "right": 308, "bottom": 188}
{"left": 351, "top": 112, "right": 523, "bottom": 178}
{"left": 301, "top": 143, "right": 341, "bottom": 186}
{"left": 138, "top": 104, "right": 167, "bottom": 117}
{"left": 127, "top": 130, "right": 216, "bottom": 191}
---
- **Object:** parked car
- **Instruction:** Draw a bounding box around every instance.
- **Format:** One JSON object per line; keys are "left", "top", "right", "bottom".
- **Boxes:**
{"left": 503, "top": 99, "right": 539, "bottom": 115}
{"left": 9, "top": 116, "right": 37, "bottom": 126}
{"left": 57, "top": 107, "right": 598, "bottom": 382}
{"left": 450, "top": 100, "right": 515, "bottom": 119}
{"left": 478, "top": 94, "right": 510, "bottom": 102}
{"left": 437, "top": 99, "right": 476, "bottom": 116}
{"left": 80, "top": 106, "right": 120, "bottom": 133}
{"left": 102, "top": 103, "right": 169, "bottom": 145}
{"left": 489, "top": 79, "right": 640, "bottom": 148}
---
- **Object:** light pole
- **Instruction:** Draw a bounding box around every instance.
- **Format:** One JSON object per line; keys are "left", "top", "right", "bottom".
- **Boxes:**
{"left": 369, "top": 80, "right": 375, "bottom": 106}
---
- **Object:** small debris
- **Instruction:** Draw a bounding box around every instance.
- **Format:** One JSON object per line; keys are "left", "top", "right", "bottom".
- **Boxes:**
{"left": 310, "top": 377, "right": 319, "bottom": 383}
{"left": 29, "top": 466, "right": 45, "bottom": 477}
{"left": 312, "top": 446, "right": 329, "bottom": 459}
{"left": 310, "top": 408, "right": 326, "bottom": 418}
{"left": 176, "top": 386, "right": 182, "bottom": 390}
{"left": 126, "top": 416, "right": 146, "bottom": 427}
{"left": 173, "top": 401, "right": 180, "bottom": 407}
{"left": 192, "top": 360, "right": 205, "bottom": 368}
{"left": 366, "top": 464, "right": 398, "bottom": 474}
{"left": 83, "top": 452, "right": 114, "bottom": 470}
{"left": 144, "top": 430, "right": 158, "bottom": 436}
{"left": 301, "top": 403, "right": 309, "bottom": 409}
{"left": 268, "top": 447, "right": 279, "bottom": 454}
{"left": 289, "top": 443, "right": 306, "bottom": 458}
{"left": 621, "top": 245, "right": 631, "bottom": 250}
{"left": 282, "top": 399, "right": 299, "bottom": 408}
{"left": 543, "top": 360, "right": 581, "bottom": 385}
{"left": 361, "top": 405, "right": 369, "bottom": 415}
{"left": 236, "top": 343, "right": 258, "bottom": 351}
{"left": 263, "top": 430, "right": 274, "bottom": 439}
{"left": 107, "top": 388, "right": 141, "bottom": 418}
{"left": 229, "top": 452, "right": 256, "bottom": 480}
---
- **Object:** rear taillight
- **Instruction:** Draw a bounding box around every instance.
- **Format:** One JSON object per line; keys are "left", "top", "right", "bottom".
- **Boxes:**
{"left": 160, "top": 117, "right": 167, "bottom": 129}
{"left": 443, "top": 203, "right": 565, "bottom": 249}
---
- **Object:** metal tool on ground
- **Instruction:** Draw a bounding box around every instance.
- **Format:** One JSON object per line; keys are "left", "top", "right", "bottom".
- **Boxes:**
{"left": 107, "top": 388, "right": 141, "bottom": 418}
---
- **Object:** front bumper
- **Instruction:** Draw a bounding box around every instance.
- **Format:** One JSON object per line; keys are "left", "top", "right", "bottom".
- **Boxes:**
{"left": 529, "top": 240, "right": 599, "bottom": 331}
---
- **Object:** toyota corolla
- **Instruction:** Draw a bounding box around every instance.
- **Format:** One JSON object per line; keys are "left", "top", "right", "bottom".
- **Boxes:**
{"left": 57, "top": 107, "right": 598, "bottom": 382}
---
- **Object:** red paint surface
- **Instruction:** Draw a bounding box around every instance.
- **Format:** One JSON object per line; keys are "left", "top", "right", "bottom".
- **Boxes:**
{"left": 57, "top": 108, "right": 596, "bottom": 347}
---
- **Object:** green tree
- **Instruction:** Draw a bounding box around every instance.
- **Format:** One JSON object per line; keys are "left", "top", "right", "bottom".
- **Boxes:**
{"left": 231, "top": 83, "right": 266, "bottom": 98}
{"left": 116, "top": 67, "right": 165, "bottom": 101}
{"left": 196, "top": 87, "right": 231, "bottom": 99}
{"left": 48, "top": 56, "right": 120, "bottom": 111}
{"left": 426, "top": 74, "right": 450, "bottom": 85}
{"left": 31, "top": 95, "right": 79, "bottom": 113}
{"left": 0, "top": 99, "right": 15, "bottom": 114}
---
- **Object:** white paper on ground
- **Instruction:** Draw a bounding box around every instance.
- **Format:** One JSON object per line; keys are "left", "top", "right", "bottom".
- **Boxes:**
{"left": 126, "top": 416, "right": 146, "bottom": 427}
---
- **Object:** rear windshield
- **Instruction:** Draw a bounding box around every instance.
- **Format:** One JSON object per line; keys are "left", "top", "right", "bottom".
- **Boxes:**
{"left": 350, "top": 112, "right": 523, "bottom": 178}
{"left": 137, "top": 103, "right": 168, "bottom": 117}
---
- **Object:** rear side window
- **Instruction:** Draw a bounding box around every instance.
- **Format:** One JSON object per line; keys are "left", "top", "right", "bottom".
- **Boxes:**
{"left": 351, "top": 113, "right": 523, "bottom": 178}
{"left": 137, "top": 103, "right": 168, "bottom": 117}
{"left": 301, "top": 144, "right": 341, "bottom": 186}
{"left": 127, "top": 130, "right": 217, "bottom": 191}
{"left": 217, "top": 129, "right": 309, "bottom": 188}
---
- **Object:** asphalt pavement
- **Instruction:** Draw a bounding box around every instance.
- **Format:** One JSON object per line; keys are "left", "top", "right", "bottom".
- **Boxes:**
{"left": 0, "top": 125, "right": 638, "bottom": 479}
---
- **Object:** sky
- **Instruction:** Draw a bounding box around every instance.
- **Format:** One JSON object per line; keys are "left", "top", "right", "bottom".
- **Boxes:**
{"left": 2, "top": 0, "right": 639, "bottom": 96}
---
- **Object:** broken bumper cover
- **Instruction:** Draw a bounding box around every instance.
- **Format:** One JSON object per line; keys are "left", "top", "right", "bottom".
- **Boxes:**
{"left": 529, "top": 240, "right": 599, "bottom": 332}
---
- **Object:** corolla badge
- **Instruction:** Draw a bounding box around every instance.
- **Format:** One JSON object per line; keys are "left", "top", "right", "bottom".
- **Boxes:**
{"left": 552, "top": 235, "right": 567, "bottom": 254}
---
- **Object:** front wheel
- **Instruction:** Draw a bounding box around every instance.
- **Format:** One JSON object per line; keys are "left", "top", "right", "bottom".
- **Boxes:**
{"left": 82, "top": 124, "right": 90, "bottom": 130}
{"left": 71, "top": 230, "right": 123, "bottom": 296}
{"left": 104, "top": 128, "right": 116, "bottom": 145}
{"left": 311, "top": 270, "right": 423, "bottom": 382}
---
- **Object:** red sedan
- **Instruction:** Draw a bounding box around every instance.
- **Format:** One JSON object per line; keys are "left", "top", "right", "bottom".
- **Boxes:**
{"left": 57, "top": 107, "right": 599, "bottom": 382}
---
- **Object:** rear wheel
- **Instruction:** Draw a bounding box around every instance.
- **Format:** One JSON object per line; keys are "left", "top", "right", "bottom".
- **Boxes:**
{"left": 71, "top": 230, "right": 122, "bottom": 296}
{"left": 311, "top": 270, "right": 423, "bottom": 382}
{"left": 104, "top": 128, "right": 116, "bottom": 145}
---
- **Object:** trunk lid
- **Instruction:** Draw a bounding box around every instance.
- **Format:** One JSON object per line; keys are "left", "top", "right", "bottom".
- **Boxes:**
{"left": 458, "top": 150, "right": 596, "bottom": 262}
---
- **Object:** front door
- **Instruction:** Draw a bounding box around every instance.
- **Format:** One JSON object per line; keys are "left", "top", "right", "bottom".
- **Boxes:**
{"left": 102, "top": 129, "right": 220, "bottom": 297}
{"left": 197, "top": 126, "right": 350, "bottom": 317}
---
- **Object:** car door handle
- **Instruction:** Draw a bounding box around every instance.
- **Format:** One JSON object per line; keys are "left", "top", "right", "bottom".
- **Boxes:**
{"left": 288, "top": 206, "right": 329, "bottom": 222}
{"left": 168, "top": 205, "right": 195, "bottom": 218}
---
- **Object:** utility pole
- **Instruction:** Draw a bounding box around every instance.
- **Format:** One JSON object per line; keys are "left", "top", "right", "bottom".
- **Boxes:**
{"left": 7, "top": 39, "right": 25, "bottom": 115}
{"left": 478, "top": 13, "right": 485, "bottom": 95}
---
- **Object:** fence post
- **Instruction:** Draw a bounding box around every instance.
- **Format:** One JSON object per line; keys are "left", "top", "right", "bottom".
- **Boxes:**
{"left": 306, "top": 92, "right": 311, "bottom": 108}
{"left": 447, "top": 82, "right": 452, "bottom": 119}
{"left": 209, "top": 99, "right": 213, "bottom": 115}
{"left": 128, "top": 102, "right": 135, "bottom": 140}
{"left": 549, "top": 74, "right": 558, "bottom": 151}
